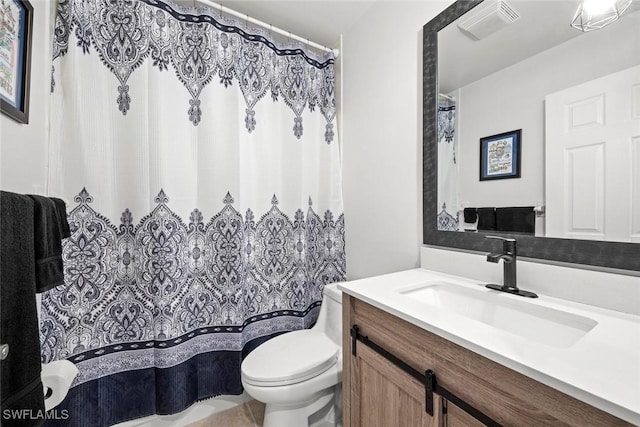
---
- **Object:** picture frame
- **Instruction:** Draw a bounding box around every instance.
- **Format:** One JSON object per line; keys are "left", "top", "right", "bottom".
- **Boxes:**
{"left": 479, "top": 129, "right": 521, "bottom": 181}
{"left": 0, "top": 0, "right": 33, "bottom": 124}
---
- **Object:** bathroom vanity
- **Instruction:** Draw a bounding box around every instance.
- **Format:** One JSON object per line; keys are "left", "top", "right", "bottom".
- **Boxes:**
{"left": 339, "top": 269, "right": 639, "bottom": 426}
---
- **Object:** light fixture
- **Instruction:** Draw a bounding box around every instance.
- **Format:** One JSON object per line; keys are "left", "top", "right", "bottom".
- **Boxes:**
{"left": 571, "top": 0, "right": 632, "bottom": 32}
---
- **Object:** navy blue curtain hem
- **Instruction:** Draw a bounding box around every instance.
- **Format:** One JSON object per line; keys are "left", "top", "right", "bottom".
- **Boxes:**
{"left": 43, "top": 333, "right": 279, "bottom": 427}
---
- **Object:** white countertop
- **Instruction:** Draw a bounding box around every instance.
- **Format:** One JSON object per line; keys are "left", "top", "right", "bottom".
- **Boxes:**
{"left": 338, "top": 268, "right": 640, "bottom": 425}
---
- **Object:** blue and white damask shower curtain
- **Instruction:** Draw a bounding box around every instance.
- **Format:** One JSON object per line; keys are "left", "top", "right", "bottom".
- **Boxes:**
{"left": 437, "top": 96, "right": 459, "bottom": 231}
{"left": 40, "top": 0, "right": 345, "bottom": 425}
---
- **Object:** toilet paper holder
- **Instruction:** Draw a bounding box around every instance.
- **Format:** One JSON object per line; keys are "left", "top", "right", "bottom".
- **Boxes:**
{"left": 41, "top": 360, "right": 79, "bottom": 411}
{"left": 44, "top": 386, "right": 54, "bottom": 399}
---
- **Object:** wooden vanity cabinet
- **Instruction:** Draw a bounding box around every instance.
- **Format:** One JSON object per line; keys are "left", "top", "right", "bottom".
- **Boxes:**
{"left": 349, "top": 336, "right": 442, "bottom": 426}
{"left": 444, "top": 399, "right": 486, "bottom": 427}
{"left": 342, "top": 294, "right": 632, "bottom": 427}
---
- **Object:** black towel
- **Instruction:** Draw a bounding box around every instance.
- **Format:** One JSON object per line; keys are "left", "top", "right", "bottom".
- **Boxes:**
{"left": 463, "top": 208, "right": 477, "bottom": 223}
{"left": 50, "top": 198, "right": 71, "bottom": 239}
{"left": 27, "top": 195, "right": 69, "bottom": 293}
{"left": 477, "top": 208, "right": 496, "bottom": 231}
{"left": 496, "top": 207, "right": 535, "bottom": 234}
{"left": 0, "top": 191, "right": 46, "bottom": 426}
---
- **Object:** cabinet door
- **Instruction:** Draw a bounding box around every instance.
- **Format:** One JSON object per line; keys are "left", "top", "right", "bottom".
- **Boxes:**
{"left": 443, "top": 399, "right": 485, "bottom": 427}
{"left": 349, "top": 343, "right": 442, "bottom": 427}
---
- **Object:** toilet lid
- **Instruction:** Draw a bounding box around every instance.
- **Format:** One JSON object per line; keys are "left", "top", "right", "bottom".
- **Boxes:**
{"left": 242, "top": 330, "right": 339, "bottom": 386}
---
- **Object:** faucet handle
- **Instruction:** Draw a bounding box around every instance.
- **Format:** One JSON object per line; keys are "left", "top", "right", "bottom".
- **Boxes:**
{"left": 485, "top": 235, "right": 516, "bottom": 255}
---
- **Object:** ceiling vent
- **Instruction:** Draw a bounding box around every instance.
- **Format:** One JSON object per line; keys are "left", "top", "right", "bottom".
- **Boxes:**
{"left": 457, "top": 0, "right": 520, "bottom": 41}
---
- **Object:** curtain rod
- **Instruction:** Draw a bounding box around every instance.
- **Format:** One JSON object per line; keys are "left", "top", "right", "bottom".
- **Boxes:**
{"left": 194, "top": 0, "right": 340, "bottom": 58}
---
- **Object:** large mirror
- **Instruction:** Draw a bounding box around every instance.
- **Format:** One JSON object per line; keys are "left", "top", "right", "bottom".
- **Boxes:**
{"left": 423, "top": 0, "right": 639, "bottom": 271}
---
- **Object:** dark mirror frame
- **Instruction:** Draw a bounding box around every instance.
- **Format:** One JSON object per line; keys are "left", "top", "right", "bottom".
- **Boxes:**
{"left": 422, "top": 0, "right": 639, "bottom": 272}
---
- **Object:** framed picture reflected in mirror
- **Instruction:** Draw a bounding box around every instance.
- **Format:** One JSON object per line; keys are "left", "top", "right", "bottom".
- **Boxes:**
{"left": 479, "top": 129, "right": 521, "bottom": 181}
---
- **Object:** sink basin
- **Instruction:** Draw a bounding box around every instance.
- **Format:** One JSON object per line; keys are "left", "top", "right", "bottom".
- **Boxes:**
{"left": 399, "top": 283, "right": 598, "bottom": 348}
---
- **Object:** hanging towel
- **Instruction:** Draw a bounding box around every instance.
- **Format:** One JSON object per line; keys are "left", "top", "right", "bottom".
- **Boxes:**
{"left": 463, "top": 208, "right": 478, "bottom": 223}
{"left": 27, "top": 195, "right": 69, "bottom": 293}
{"left": 477, "top": 208, "right": 496, "bottom": 231}
{"left": 0, "top": 191, "right": 46, "bottom": 426}
{"left": 496, "top": 207, "right": 535, "bottom": 234}
{"left": 50, "top": 198, "right": 71, "bottom": 239}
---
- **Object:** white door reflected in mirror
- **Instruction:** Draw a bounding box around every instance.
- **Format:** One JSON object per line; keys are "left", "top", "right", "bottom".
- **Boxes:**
{"left": 545, "top": 65, "right": 640, "bottom": 243}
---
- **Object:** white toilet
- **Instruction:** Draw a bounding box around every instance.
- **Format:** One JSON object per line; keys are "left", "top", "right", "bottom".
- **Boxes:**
{"left": 241, "top": 282, "right": 343, "bottom": 427}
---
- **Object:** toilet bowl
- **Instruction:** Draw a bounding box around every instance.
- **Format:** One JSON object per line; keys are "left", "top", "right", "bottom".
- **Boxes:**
{"left": 241, "top": 282, "right": 343, "bottom": 427}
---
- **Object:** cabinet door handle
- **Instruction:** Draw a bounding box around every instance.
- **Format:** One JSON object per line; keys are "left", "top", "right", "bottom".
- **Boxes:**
{"left": 425, "top": 370, "right": 435, "bottom": 416}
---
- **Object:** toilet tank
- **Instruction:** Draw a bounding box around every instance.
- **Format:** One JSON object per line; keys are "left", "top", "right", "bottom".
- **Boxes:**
{"left": 312, "top": 282, "right": 342, "bottom": 347}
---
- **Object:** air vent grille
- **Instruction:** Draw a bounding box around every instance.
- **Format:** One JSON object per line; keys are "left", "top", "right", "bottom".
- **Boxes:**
{"left": 457, "top": 0, "right": 520, "bottom": 41}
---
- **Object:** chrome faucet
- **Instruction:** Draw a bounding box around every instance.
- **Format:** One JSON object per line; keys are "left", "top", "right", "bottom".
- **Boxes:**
{"left": 485, "top": 236, "right": 538, "bottom": 298}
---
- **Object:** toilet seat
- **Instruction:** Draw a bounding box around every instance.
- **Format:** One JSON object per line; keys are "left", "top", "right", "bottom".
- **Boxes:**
{"left": 242, "top": 330, "right": 339, "bottom": 387}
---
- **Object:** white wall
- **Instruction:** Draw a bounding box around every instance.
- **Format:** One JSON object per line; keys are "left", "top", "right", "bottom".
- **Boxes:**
{"left": 0, "top": 0, "right": 52, "bottom": 195}
{"left": 456, "top": 13, "right": 640, "bottom": 214}
{"left": 341, "top": 1, "right": 452, "bottom": 280}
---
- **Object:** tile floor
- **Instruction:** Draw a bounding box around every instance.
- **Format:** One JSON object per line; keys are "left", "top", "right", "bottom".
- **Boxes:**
{"left": 185, "top": 400, "right": 265, "bottom": 427}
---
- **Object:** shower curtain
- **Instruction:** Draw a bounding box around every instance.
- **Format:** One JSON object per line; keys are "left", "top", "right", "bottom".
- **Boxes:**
{"left": 437, "top": 97, "right": 459, "bottom": 231}
{"left": 40, "top": 0, "right": 345, "bottom": 425}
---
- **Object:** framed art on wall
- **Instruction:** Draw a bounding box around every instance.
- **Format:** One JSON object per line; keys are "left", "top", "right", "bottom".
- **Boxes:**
{"left": 0, "top": 0, "right": 33, "bottom": 124}
{"left": 479, "top": 129, "right": 521, "bottom": 181}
